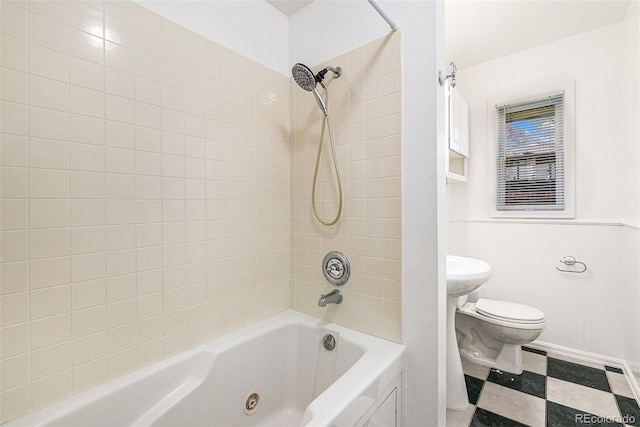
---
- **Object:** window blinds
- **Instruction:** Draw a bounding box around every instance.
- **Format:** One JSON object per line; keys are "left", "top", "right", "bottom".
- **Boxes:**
{"left": 496, "top": 93, "right": 565, "bottom": 211}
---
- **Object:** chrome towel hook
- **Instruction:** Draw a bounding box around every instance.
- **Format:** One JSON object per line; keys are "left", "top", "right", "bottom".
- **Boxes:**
{"left": 556, "top": 256, "right": 587, "bottom": 273}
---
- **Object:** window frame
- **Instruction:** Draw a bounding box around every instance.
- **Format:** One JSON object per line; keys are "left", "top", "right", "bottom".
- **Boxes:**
{"left": 488, "top": 82, "right": 576, "bottom": 219}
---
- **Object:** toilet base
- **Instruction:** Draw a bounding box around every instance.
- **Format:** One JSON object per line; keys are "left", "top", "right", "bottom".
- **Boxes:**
{"left": 455, "top": 301, "right": 545, "bottom": 376}
{"left": 459, "top": 342, "right": 523, "bottom": 375}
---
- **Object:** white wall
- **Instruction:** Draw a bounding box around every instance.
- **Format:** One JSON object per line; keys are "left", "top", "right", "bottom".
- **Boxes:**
{"left": 289, "top": 0, "right": 394, "bottom": 68}
{"left": 447, "top": 20, "right": 639, "bottom": 366}
{"left": 621, "top": 0, "right": 640, "bottom": 382}
{"left": 135, "top": 0, "right": 290, "bottom": 75}
{"left": 291, "top": 1, "right": 446, "bottom": 424}
{"left": 622, "top": 0, "right": 640, "bottom": 226}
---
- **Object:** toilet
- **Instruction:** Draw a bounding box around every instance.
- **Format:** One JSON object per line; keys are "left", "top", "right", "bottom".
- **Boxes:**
{"left": 455, "top": 295, "right": 546, "bottom": 374}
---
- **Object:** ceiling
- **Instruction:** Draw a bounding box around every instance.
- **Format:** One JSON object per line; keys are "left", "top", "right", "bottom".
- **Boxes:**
{"left": 446, "top": 0, "right": 631, "bottom": 69}
{"left": 264, "top": 0, "right": 631, "bottom": 69}
{"left": 266, "top": 0, "right": 313, "bottom": 17}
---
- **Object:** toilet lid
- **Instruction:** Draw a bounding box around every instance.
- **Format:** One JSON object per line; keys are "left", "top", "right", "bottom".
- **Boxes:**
{"left": 475, "top": 299, "right": 545, "bottom": 324}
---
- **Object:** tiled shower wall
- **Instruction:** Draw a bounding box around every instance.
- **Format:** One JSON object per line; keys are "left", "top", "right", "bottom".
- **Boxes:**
{"left": 0, "top": 0, "right": 290, "bottom": 422}
{"left": 290, "top": 33, "right": 402, "bottom": 342}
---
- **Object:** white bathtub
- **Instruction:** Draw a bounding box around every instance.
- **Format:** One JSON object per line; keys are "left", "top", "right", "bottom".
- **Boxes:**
{"left": 8, "top": 310, "right": 405, "bottom": 427}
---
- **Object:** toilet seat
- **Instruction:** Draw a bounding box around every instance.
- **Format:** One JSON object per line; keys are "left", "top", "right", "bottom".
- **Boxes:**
{"left": 475, "top": 299, "right": 545, "bottom": 324}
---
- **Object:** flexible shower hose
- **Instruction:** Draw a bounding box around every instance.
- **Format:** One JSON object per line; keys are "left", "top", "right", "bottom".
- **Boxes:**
{"left": 311, "top": 88, "right": 343, "bottom": 226}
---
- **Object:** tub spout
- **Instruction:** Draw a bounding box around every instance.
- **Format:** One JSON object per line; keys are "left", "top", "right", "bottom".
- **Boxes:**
{"left": 318, "top": 289, "right": 343, "bottom": 307}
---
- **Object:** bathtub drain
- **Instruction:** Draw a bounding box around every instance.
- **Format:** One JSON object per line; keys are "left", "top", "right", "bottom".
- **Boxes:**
{"left": 244, "top": 391, "right": 261, "bottom": 415}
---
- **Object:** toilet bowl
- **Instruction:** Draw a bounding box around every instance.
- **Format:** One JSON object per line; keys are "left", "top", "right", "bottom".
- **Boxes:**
{"left": 455, "top": 296, "right": 546, "bottom": 374}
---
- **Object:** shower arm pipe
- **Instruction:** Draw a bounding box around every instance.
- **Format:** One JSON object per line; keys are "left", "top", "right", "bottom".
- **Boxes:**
{"left": 367, "top": 0, "right": 399, "bottom": 32}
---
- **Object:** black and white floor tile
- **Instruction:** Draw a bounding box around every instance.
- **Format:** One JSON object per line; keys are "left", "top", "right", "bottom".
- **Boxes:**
{"left": 446, "top": 347, "right": 640, "bottom": 427}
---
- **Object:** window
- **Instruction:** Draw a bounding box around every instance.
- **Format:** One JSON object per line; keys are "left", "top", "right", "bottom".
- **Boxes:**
{"left": 490, "top": 83, "right": 575, "bottom": 218}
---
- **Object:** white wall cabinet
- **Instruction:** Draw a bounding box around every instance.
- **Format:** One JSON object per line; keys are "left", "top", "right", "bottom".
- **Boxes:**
{"left": 446, "top": 87, "right": 469, "bottom": 182}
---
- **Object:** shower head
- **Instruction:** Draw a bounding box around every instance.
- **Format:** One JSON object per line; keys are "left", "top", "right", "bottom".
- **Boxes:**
{"left": 292, "top": 63, "right": 343, "bottom": 91}
{"left": 292, "top": 62, "right": 342, "bottom": 117}
{"left": 292, "top": 63, "right": 317, "bottom": 92}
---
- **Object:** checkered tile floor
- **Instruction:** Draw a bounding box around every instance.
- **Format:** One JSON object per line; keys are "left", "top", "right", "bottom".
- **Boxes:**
{"left": 446, "top": 347, "right": 640, "bottom": 427}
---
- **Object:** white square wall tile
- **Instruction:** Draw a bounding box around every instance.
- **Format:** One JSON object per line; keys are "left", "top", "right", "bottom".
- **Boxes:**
{"left": 1, "top": 166, "right": 28, "bottom": 198}
{"left": 106, "top": 68, "right": 135, "bottom": 99}
{"left": 1, "top": 230, "right": 28, "bottom": 262}
{"left": 71, "top": 226, "right": 105, "bottom": 255}
{"left": 70, "top": 114, "right": 105, "bottom": 146}
{"left": 106, "top": 174, "right": 135, "bottom": 199}
{"left": 71, "top": 279, "right": 106, "bottom": 310}
{"left": 106, "top": 95, "right": 135, "bottom": 125}
{"left": 72, "top": 332, "right": 106, "bottom": 365}
{"left": 1, "top": 199, "right": 28, "bottom": 230}
{"left": 1, "top": 34, "right": 28, "bottom": 72}
{"left": 70, "top": 86, "right": 104, "bottom": 119}
{"left": 106, "top": 121, "right": 135, "bottom": 149}
{"left": 70, "top": 56, "right": 104, "bottom": 91}
{"left": 1, "top": 2, "right": 28, "bottom": 40}
{"left": 30, "top": 342, "right": 72, "bottom": 381}
{"left": 0, "top": 384, "right": 32, "bottom": 424}
{"left": 0, "top": 262, "right": 29, "bottom": 295}
{"left": 162, "top": 154, "right": 185, "bottom": 178}
{"left": 70, "top": 199, "right": 105, "bottom": 227}
{"left": 1, "top": 134, "right": 28, "bottom": 167}
{"left": 30, "top": 285, "right": 71, "bottom": 320}
{"left": 105, "top": 225, "right": 135, "bottom": 251}
{"left": 137, "top": 247, "right": 163, "bottom": 272}
{"left": 1, "top": 68, "right": 28, "bottom": 104}
{"left": 30, "top": 313, "right": 72, "bottom": 350}
{"left": 106, "top": 200, "right": 136, "bottom": 225}
{"left": 29, "top": 75, "right": 69, "bottom": 111}
{"left": 27, "top": 13, "right": 69, "bottom": 53}
{"left": 136, "top": 223, "right": 162, "bottom": 248}
{"left": 0, "top": 292, "right": 29, "bottom": 326}
{"left": 70, "top": 1, "right": 103, "bottom": 37}
{"left": 2, "top": 102, "right": 28, "bottom": 135}
{"left": 136, "top": 200, "right": 162, "bottom": 224}
{"left": 136, "top": 151, "right": 161, "bottom": 176}
{"left": 105, "top": 147, "right": 135, "bottom": 174}
{"left": 162, "top": 180, "right": 185, "bottom": 204}
{"left": 29, "top": 138, "right": 69, "bottom": 170}
{"left": 0, "top": 353, "right": 31, "bottom": 391}
{"left": 29, "top": 106, "right": 69, "bottom": 141}
{"left": 106, "top": 249, "right": 135, "bottom": 277}
{"left": 31, "top": 370, "right": 72, "bottom": 411}
{"left": 29, "top": 256, "right": 70, "bottom": 290}
{"left": 28, "top": 1, "right": 70, "bottom": 25}
{"left": 70, "top": 28, "right": 103, "bottom": 65}
{"left": 136, "top": 176, "right": 161, "bottom": 199}
{"left": 29, "top": 43, "right": 68, "bottom": 83}
{"left": 106, "top": 299, "right": 137, "bottom": 328}
{"left": 106, "top": 274, "right": 136, "bottom": 303}
{"left": 71, "top": 253, "right": 106, "bottom": 283}
{"left": 71, "top": 305, "right": 106, "bottom": 339}
{"left": 135, "top": 102, "right": 161, "bottom": 129}
{"left": 70, "top": 172, "right": 105, "bottom": 199}
{"left": 30, "top": 199, "right": 69, "bottom": 229}
{"left": 72, "top": 358, "right": 107, "bottom": 394}
{"left": 0, "top": 323, "right": 30, "bottom": 359}
{"left": 29, "top": 168, "right": 69, "bottom": 199}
